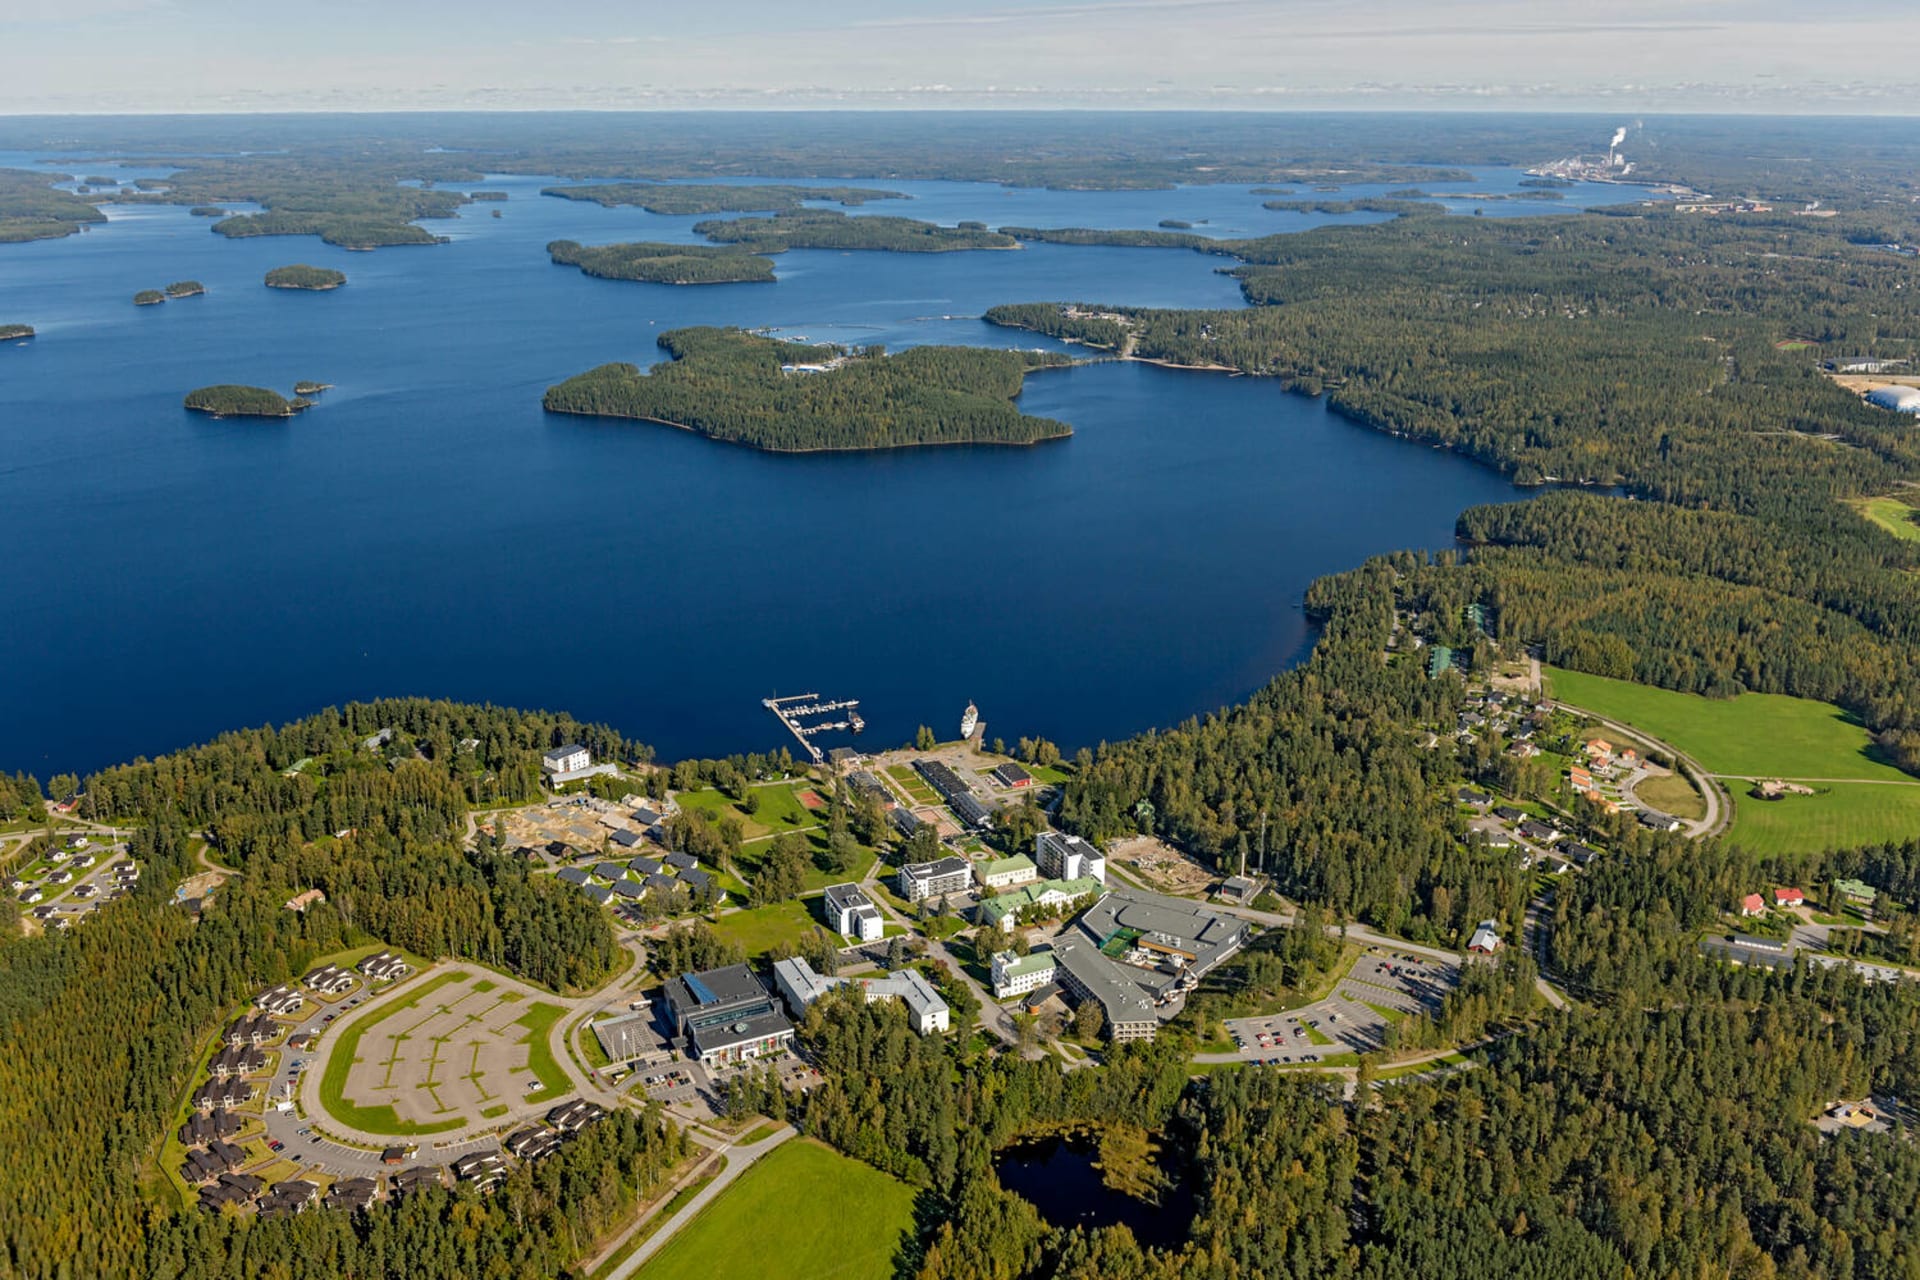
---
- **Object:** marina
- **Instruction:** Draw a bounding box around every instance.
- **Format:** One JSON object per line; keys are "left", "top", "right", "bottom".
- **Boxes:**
{"left": 763, "top": 694, "right": 864, "bottom": 764}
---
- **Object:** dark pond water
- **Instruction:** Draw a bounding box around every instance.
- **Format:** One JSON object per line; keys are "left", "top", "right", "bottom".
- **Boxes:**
{"left": 996, "top": 1131, "right": 1196, "bottom": 1251}
{"left": 0, "top": 159, "right": 1534, "bottom": 776}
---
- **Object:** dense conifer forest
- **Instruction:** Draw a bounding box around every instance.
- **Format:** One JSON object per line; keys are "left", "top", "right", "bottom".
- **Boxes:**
{"left": 547, "top": 238, "right": 775, "bottom": 285}
{"left": 543, "top": 326, "right": 1073, "bottom": 451}
{"left": 692, "top": 209, "right": 1020, "bottom": 253}
{"left": 183, "top": 385, "right": 311, "bottom": 417}
{"left": 264, "top": 265, "right": 347, "bottom": 290}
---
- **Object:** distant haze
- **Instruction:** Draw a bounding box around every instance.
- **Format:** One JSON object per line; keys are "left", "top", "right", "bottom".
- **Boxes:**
{"left": 1, "top": 0, "right": 1917, "bottom": 114}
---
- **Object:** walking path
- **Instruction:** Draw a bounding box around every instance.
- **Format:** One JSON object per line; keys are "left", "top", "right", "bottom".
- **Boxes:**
{"left": 603, "top": 1125, "right": 796, "bottom": 1280}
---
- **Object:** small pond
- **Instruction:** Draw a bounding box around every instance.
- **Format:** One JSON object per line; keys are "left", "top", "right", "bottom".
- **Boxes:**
{"left": 995, "top": 1130, "right": 1195, "bottom": 1251}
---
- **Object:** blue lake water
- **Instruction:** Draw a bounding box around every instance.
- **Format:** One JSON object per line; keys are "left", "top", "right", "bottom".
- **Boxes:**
{"left": 0, "top": 163, "right": 1533, "bottom": 776}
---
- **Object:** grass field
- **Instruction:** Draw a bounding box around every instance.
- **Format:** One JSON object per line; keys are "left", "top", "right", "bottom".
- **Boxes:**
{"left": 1849, "top": 496, "right": 1920, "bottom": 545}
{"left": 704, "top": 898, "right": 827, "bottom": 957}
{"left": 1633, "top": 772, "right": 1707, "bottom": 821}
{"left": 515, "top": 1001, "right": 571, "bottom": 1102}
{"left": 676, "top": 784, "right": 816, "bottom": 842}
{"left": 1549, "top": 666, "right": 1920, "bottom": 852}
{"left": 639, "top": 1140, "right": 917, "bottom": 1280}
{"left": 1546, "top": 667, "right": 1908, "bottom": 781}
{"left": 1722, "top": 783, "right": 1920, "bottom": 856}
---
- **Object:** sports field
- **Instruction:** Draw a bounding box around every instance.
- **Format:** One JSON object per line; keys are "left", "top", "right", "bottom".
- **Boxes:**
{"left": 1548, "top": 667, "right": 1920, "bottom": 852}
{"left": 639, "top": 1139, "right": 917, "bottom": 1280}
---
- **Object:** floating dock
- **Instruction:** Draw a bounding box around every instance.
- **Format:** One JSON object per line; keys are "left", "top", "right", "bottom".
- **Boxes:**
{"left": 764, "top": 693, "right": 863, "bottom": 765}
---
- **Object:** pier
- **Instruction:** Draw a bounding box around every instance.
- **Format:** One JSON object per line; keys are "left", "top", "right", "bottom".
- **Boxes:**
{"left": 764, "top": 693, "right": 862, "bottom": 765}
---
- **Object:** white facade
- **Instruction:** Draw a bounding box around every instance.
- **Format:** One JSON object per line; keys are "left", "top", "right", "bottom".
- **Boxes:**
{"left": 823, "top": 883, "right": 886, "bottom": 941}
{"left": 898, "top": 857, "right": 972, "bottom": 903}
{"left": 543, "top": 745, "right": 592, "bottom": 776}
{"left": 1035, "top": 831, "right": 1106, "bottom": 884}
{"left": 991, "top": 950, "right": 1057, "bottom": 999}
{"left": 773, "top": 957, "right": 951, "bottom": 1034}
{"left": 980, "top": 856, "right": 1039, "bottom": 889}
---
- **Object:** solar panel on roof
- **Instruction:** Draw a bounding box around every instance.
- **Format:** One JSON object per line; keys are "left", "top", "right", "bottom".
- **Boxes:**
{"left": 684, "top": 973, "right": 717, "bottom": 1005}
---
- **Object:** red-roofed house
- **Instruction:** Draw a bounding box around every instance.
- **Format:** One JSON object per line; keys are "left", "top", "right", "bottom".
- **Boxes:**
{"left": 1774, "top": 887, "right": 1806, "bottom": 908}
{"left": 1568, "top": 765, "right": 1594, "bottom": 792}
{"left": 1740, "top": 893, "right": 1767, "bottom": 917}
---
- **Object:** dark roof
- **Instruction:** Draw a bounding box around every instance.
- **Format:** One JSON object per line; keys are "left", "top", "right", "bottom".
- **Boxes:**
{"left": 556, "top": 867, "right": 590, "bottom": 886}
{"left": 645, "top": 873, "right": 679, "bottom": 893}
{"left": 611, "top": 829, "right": 644, "bottom": 848}
{"left": 664, "top": 851, "right": 699, "bottom": 871}
{"left": 615, "top": 879, "right": 646, "bottom": 899}
{"left": 994, "top": 762, "right": 1032, "bottom": 784}
{"left": 628, "top": 856, "right": 663, "bottom": 875}
{"left": 594, "top": 861, "right": 628, "bottom": 880}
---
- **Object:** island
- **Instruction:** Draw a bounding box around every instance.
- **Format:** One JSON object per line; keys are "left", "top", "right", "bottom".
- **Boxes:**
{"left": 183, "top": 385, "right": 313, "bottom": 418}
{"left": 217, "top": 212, "right": 445, "bottom": 249}
{"left": 540, "top": 182, "right": 904, "bottom": 216}
{"left": 547, "top": 239, "right": 774, "bottom": 285}
{"left": 265, "top": 265, "right": 347, "bottom": 291}
{"left": 690, "top": 209, "right": 1019, "bottom": 253}
{"left": 541, "top": 326, "right": 1072, "bottom": 451}
{"left": 1159, "top": 218, "right": 1194, "bottom": 229}
{"left": 133, "top": 290, "right": 166, "bottom": 306}
{"left": 292, "top": 380, "right": 331, "bottom": 396}
{"left": 188, "top": 206, "right": 226, "bottom": 217}
{"left": 0, "top": 324, "right": 33, "bottom": 341}
{"left": 468, "top": 191, "right": 508, "bottom": 202}
{"left": 164, "top": 280, "right": 205, "bottom": 299}
{"left": 82, "top": 176, "right": 118, "bottom": 188}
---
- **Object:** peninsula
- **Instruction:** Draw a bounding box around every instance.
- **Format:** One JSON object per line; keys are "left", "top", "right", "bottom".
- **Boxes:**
{"left": 265, "top": 265, "right": 346, "bottom": 291}
{"left": 546, "top": 239, "right": 774, "bottom": 286}
{"left": 540, "top": 182, "right": 904, "bottom": 215}
{"left": 183, "top": 385, "right": 314, "bottom": 418}
{"left": 542, "top": 326, "right": 1072, "bottom": 451}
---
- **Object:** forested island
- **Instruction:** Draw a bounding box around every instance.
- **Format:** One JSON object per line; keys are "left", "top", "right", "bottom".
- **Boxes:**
{"left": 692, "top": 209, "right": 1019, "bottom": 253}
{"left": 264, "top": 265, "right": 346, "bottom": 291}
{"left": 133, "top": 290, "right": 164, "bottom": 306}
{"left": 541, "top": 182, "right": 904, "bottom": 215}
{"left": 547, "top": 238, "right": 775, "bottom": 285}
{"left": 292, "top": 380, "right": 330, "bottom": 396}
{"left": 163, "top": 280, "right": 204, "bottom": 298}
{"left": 542, "top": 326, "right": 1072, "bottom": 451}
{"left": 217, "top": 211, "right": 445, "bottom": 248}
{"left": 468, "top": 190, "right": 508, "bottom": 201}
{"left": 0, "top": 324, "right": 33, "bottom": 341}
{"left": 183, "top": 385, "right": 313, "bottom": 418}
{"left": 188, "top": 206, "right": 225, "bottom": 217}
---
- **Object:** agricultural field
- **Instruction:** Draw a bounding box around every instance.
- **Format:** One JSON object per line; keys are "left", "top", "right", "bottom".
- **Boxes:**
{"left": 638, "top": 1139, "right": 917, "bottom": 1280}
{"left": 1547, "top": 667, "right": 1920, "bottom": 852}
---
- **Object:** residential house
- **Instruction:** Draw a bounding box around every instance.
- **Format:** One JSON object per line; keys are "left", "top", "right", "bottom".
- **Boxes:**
{"left": 1456, "top": 789, "right": 1492, "bottom": 807}
{"left": 255, "top": 985, "right": 305, "bottom": 1016}
{"left": 822, "top": 882, "right": 885, "bottom": 942}
{"left": 593, "top": 861, "right": 628, "bottom": 882}
{"left": 610, "top": 828, "right": 645, "bottom": 850}
{"left": 1835, "top": 879, "right": 1878, "bottom": 913}
{"left": 556, "top": 867, "right": 591, "bottom": 888}
{"left": 680, "top": 867, "right": 721, "bottom": 902}
{"left": 303, "top": 964, "right": 355, "bottom": 995}
{"left": 259, "top": 1180, "right": 319, "bottom": 1218}
{"left": 360, "top": 951, "right": 411, "bottom": 982}
{"left": 1468, "top": 920, "right": 1502, "bottom": 953}
{"left": 546, "top": 1099, "right": 608, "bottom": 1133}
{"left": 664, "top": 851, "right": 700, "bottom": 874}
{"left": 1774, "top": 887, "right": 1807, "bottom": 908}
{"left": 582, "top": 884, "right": 614, "bottom": 906}
{"left": 325, "top": 1178, "right": 379, "bottom": 1211}
{"left": 391, "top": 1166, "right": 443, "bottom": 1197}
{"left": 1740, "top": 893, "right": 1767, "bottom": 917}
{"left": 452, "top": 1150, "right": 507, "bottom": 1190}
{"left": 891, "top": 807, "right": 925, "bottom": 838}
{"left": 506, "top": 1127, "right": 562, "bottom": 1161}
{"left": 628, "top": 856, "right": 664, "bottom": 877}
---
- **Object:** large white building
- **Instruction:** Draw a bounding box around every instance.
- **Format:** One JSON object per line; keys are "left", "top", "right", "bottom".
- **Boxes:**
{"left": 772, "top": 957, "right": 951, "bottom": 1034}
{"left": 822, "top": 882, "right": 885, "bottom": 942}
{"left": 990, "top": 950, "right": 1057, "bottom": 999}
{"left": 1035, "top": 831, "right": 1106, "bottom": 883}
{"left": 898, "top": 856, "right": 973, "bottom": 903}
{"left": 1867, "top": 386, "right": 1920, "bottom": 416}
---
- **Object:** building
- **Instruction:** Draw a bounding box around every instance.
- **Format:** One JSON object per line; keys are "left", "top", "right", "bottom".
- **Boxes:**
{"left": 546, "top": 1099, "right": 608, "bottom": 1133}
{"left": 360, "top": 951, "right": 411, "bottom": 982}
{"left": 1457, "top": 789, "right": 1491, "bottom": 807}
{"left": 303, "top": 964, "right": 355, "bottom": 995}
{"left": 556, "top": 867, "right": 590, "bottom": 888}
{"left": 325, "top": 1178, "right": 379, "bottom": 1211}
{"left": 849, "top": 770, "right": 895, "bottom": 808}
{"left": 1638, "top": 809, "right": 1683, "bottom": 832}
{"left": 506, "top": 1127, "right": 562, "bottom": 1161}
{"left": 1427, "top": 645, "right": 1454, "bottom": 678}
{"left": 1867, "top": 386, "right": 1920, "bottom": 416}
{"left": 990, "top": 950, "right": 1057, "bottom": 999}
{"left": 664, "top": 851, "right": 700, "bottom": 873}
{"left": 593, "top": 861, "right": 628, "bottom": 882}
{"left": 771, "top": 957, "right": 951, "bottom": 1034}
{"left": 977, "top": 875, "right": 1105, "bottom": 929}
{"left": 1468, "top": 920, "right": 1502, "bottom": 953}
{"left": 979, "top": 854, "right": 1038, "bottom": 890}
{"left": 391, "top": 1166, "right": 444, "bottom": 1198}
{"left": 1218, "top": 874, "right": 1263, "bottom": 904}
{"left": 1047, "top": 889, "right": 1250, "bottom": 1042}
{"left": 1835, "top": 879, "right": 1878, "bottom": 912}
{"left": 663, "top": 964, "right": 795, "bottom": 1065}
{"left": 542, "top": 744, "right": 591, "bottom": 777}
{"left": 255, "top": 985, "right": 304, "bottom": 1016}
{"left": 993, "top": 762, "right": 1033, "bottom": 789}
{"left": 452, "top": 1149, "right": 507, "bottom": 1190}
{"left": 898, "top": 856, "right": 973, "bottom": 904}
{"left": 822, "top": 882, "right": 885, "bottom": 941}
{"left": 1034, "top": 831, "right": 1106, "bottom": 884}
{"left": 284, "top": 888, "right": 326, "bottom": 913}
{"left": 591, "top": 1008, "right": 672, "bottom": 1069}
{"left": 891, "top": 807, "right": 925, "bottom": 839}
{"left": 628, "top": 856, "right": 664, "bottom": 877}
{"left": 1775, "top": 887, "right": 1806, "bottom": 908}
{"left": 914, "top": 760, "right": 992, "bottom": 828}
{"left": 259, "top": 1180, "right": 319, "bottom": 1218}
{"left": 1740, "top": 893, "right": 1767, "bottom": 917}
{"left": 610, "top": 828, "right": 645, "bottom": 850}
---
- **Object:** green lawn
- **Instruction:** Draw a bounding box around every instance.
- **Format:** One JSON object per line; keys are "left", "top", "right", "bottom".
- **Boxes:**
{"left": 1546, "top": 667, "right": 1909, "bottom": 780}
{"left": 318, "top": 970, "right": 469, "bottom": 1136}
{"left": 1850, "top": 496, "right": 1920, "bottom": 545}
{"left": 675, "top": 784, "right": 816, "bottom": 842}
{"left": 515, "top": 1001, "right": 572, "bottom": 1102}
{"left": 639, "top": 1140, "right": 916, "bottom": 1280}
{"left": 704, "top": 898, "right": 825, "bottom": 957}
{"left": 1724, "top": 783, "right": 1920, "bottom": 856}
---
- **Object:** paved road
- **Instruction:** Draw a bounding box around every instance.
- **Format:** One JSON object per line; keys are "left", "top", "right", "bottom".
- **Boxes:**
{"left": 605, "top": 1125, "right": 796, "bottom": 1280}
{"left": 859, "top": 859, "right": 1020, "bottom": 1049}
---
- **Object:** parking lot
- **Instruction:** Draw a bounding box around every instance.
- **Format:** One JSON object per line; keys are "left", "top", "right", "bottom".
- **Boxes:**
{"left": 1223, "top": 950, "right": 1460, "bottom": 1065}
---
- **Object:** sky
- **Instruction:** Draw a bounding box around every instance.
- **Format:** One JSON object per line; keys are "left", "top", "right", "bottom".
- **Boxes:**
{"left": 2, "top": 0, "right": 1917, "bottom": 114}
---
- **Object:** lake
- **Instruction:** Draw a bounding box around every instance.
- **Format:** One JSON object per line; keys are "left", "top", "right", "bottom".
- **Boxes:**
{"left": 0, "top": 162, "right": 1532, "bottom": 776}
{"left": 996, "top": 1130, "right": 1196, "bottom": 1251}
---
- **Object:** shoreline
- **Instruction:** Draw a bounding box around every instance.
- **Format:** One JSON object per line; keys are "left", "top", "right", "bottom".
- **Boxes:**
{"left": 545, "top": 407, "right": 1071, "bottom": 454}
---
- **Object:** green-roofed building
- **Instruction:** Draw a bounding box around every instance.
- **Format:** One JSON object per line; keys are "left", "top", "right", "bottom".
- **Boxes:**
{"left": 1427, "top": 645, "right": 1455, "bottom": 678}
{"left": 1465, "top": 603, "right": 1491, "bottom": 636}
{"left": 978, "top": 876, "right": 1105, "bottom": 929}
{"left": 979, "top": 853, "right": 1038, "bottom": 889}
{"left": 1835, "top": 878, "right": 1878, "bottom": 912}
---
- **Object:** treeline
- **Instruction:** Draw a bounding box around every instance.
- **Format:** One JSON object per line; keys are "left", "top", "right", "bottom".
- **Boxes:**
{"left": 691, "top": 209, "right": 1019, "bottom": 253}
{"left": 540, "top": 182, "right": 904, "bottom": 214}
{"left": 547, "top": 238, "right": 774, "bottom": 285}
{"left": 543, "top": 326, "right": 1074, "bottom": 452}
